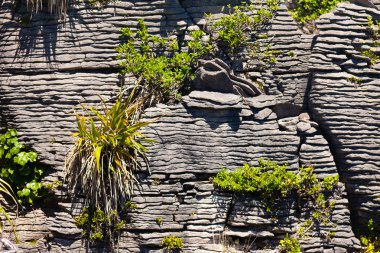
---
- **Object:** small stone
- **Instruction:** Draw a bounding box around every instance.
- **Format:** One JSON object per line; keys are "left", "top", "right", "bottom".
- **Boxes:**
{"left": 244, "top": 95, "right": 278, "bottom": 109}
{"left": 309, "top": 121, "right": 319, "bottom": 128}
{"left": 305, "top": 127, "right": 318, "bottom": 134}
{"left": 255, "top": 108, "right": 273, "bottom": 120}
{"left": 278, "top": 117, "right": 299, "bottom": 131}
{"left": 298, "top": 112, "right": 310, "bottom": 122}
{"left": 182, "top": 91, "right": 243, "bottom": 109}
{"left": 297, "top": 121, "right": 312, "bottom": 132}
{"left": 240, "top": 107, "right": 254, "bottom": 117}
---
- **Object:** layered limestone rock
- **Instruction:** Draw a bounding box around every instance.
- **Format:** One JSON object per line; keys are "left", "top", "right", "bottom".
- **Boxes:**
{"left": 309, "top": 2, "right": 380, "bottom": 230}
{"left": 0, "top": 0, "right": 378, "bottom": 252}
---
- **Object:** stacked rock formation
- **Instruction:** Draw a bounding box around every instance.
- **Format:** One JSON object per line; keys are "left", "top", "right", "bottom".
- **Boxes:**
{"left": 0, "top": 0, "right": 379, "bottom": 252}
{"left": 309, "top": 1, "right": 380, "bottom": 231}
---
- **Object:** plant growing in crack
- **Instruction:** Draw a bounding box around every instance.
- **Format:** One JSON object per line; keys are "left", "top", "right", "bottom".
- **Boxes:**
{"left": 359, "top": 219, "right": 380, "bottom": 253}
{"left": 204, "top": 1, "right": 281, "bottom": 68}
{"left": 116, "top": 19, "right": 214, "bottom": 105}
{"left": 116, "top": 2, "right": 281, "bottom": 105}
{"left": 66, "top": 89, "right": 153, "bottom": 248}
{"left": 212, "top": 158, "right": 340, "bottom": 251}
{"left": 162, "top": 235, "right": 183, "bottom": 253}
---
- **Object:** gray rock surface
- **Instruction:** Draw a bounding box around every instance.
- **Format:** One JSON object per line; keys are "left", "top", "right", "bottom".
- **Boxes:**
{"left": 309, "top": 2, "right": 380, "bottom": 230}
{"left": 193, "top": 59, "right": 262, "bottom": 97}
{"left": 0, "top": 0, "right": 376, "bottom": 252}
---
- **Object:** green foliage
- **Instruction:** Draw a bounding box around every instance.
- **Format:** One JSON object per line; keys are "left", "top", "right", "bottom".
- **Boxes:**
{"left": 116, "top": 2, "right": 281, "bottom": 104}
{"left": 206, "top": 1, "right": 279, "bottom": 54}
{"left": 0, "top": 129, "right": 46, "bottom": 205}
{"left": 125, "top": 201, "right": 137, "bottom": 210}
{"left": 288, "top": 51, "right": 297, "bottom": 58}
{"left": 367, "top": 17, "right": 380, "bottom": 40}
{"left": 155, "top": 217, "right": 163, "bottom": 226}
{"left": 213, "top": 159, "right": 338, "bottom": 208}
{"left": 162, "top": 235, "right": 183, "bottom": 252}
{"left": 279, "top": 234, "right": 301, "bottom": 253}
{"left": 213, "top": 159, "right": 340, "bottom": 250}
{"left": 66, "top": 91, "right": 152, "bottom": 243}
{"left": 347, "top": 76, "right": 363, "bottom": 87}
{"left": 362, "top": 49, "right": 380, "bottom": 66}
{"left": 290, "top": 0, "right": 344, "bottom": 25}
{"left": 74, "top": 207, "right": 124, "bottom": 241}
{"left": 116, "top": 19, "right": 213, "bottom": 103}
{"left": 213, "top": 159, "right": 296, "bottom": 203}
{"left": 360, "top": 219, "right": 380, "bottom": 253}
{"left": 360, "top": 16, "right": 380, "bottom": 68}
{"left": 209, "top": 2, "right": 278, "bottom": 53}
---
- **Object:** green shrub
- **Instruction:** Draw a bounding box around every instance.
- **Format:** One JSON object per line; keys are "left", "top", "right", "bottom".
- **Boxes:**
{"left": 362, "top": 49, "right": 380, "bottom": 66}
{"left": 0, "top": 129, "right": 46, "bottom": 205}
{"left": 359, "top": 16, "right": 380, "bottom": 68}
{"left": 360, "top": 219, "right": 380, "bottom": 253}
{"left": 116, "top": 19, "right": 213, "bottom": 103}
{"left": 162, "top": 235, "right": 183, "bottom": 252}
{"left": 290, "top": 0, "right": 344, "bottom": 25}
{"left": 213, "top": 159, "right": 338, "bottom": 208}
{"left": 206, "top": 1, "right": 280, "bottom": 61}
{"left": 66, "top": 91, "right": 153, "bottom": 243}
{"left": 155, "top": 216, "right": 163, "bottom": 226}
{"left": 347, "top": 76, "right": 363, "bottom": 86}
{"left": 116, "top": 3, "right": 280, "bottom": 103}
{"left": 279, "top": 234, "right": 301, "bottom": 253}
{"left": 213, "top": 159, "right": 340, "bottom": 249}
{"left": 213, "top": 159, "right": 296, "bottom": 203}
{"left": 208, "top": 2, "right": 279, "bottom": 54}
{"left": 125, "top": 200, "right": 137, "bottom": 210}
{"left": 74, "top": 207, "right": 124, "bottom": 241}
{"left": 0, "top": 178, "right": 18, "bottom": 242}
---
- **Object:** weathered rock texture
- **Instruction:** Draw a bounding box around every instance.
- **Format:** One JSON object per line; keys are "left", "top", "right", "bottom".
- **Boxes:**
{"left": 309, "top": 1, "right": 380, "bottom": 230}
{"left": 0, "top": 0, "right": 379, "bottom": 252}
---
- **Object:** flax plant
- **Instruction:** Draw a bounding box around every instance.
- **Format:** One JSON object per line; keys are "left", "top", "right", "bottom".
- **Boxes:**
{"left": 26, "top": 0, "right": 68, "bottom": 18}
{"left": 65, "top": 90, "right": 152, "bottom": 239}
{"left": 0, "top": 178, "right": 18, "bottom": 242}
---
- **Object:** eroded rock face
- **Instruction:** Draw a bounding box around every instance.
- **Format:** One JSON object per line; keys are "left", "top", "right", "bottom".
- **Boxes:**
{"left": 193, "top": 59, "right": 263, "bottom": 97}
{"left": 0, "top": 0, "right": 377, "bottom": 252}
{"left": 135, "top": 97, "right": 359, "bottom": 252}
{"left": 309, "top": 2, "right": 380, "bottom": 230}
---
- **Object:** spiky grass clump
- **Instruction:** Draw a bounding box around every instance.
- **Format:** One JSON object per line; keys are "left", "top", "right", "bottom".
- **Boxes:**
{"left": 65, "top": 91, "right": 152, "bottom": 240}
{"left": 0, "top": 178, "right": 18, "bottom": 242}
{"left": 25, "top": 0, "right": 68, "bottom": 18}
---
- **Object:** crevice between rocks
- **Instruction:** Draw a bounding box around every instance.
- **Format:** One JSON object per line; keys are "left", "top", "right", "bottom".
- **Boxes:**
{"left": 303, "top": 67, "right": 361, "bottom": 241}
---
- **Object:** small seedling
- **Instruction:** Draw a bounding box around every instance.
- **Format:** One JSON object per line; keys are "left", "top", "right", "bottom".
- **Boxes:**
{"left": 162, "top": 235, "right": 183, "bottom": 252}
{"left": 125, "top": 201, "right": 138, "bottom": 210}
{"left": 156, "top": 217, "right": 163, "bottom": 226}
{"left": 153, "top": 178, "right": 161, "bottom": 185}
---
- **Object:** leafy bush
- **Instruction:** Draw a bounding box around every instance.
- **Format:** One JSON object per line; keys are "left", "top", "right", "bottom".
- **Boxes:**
{"left": 290, "top": 0, "right": 344, "bottom": 25}
{"left": 116, "top": 2, "right": 280, "bottom": 103}
{"left": 362, "top": 49, "right": 380, "bottom": 66}
{"left": 66, "top": 91, "right": 152, "bottom": 242}
{"left": 213, "top": 159, "right": 338, "bottom": 207}
{"left": 0, "top": 129, "right": 46, "bottom": 205}
{"left": 360, "top": 219, "right": 380, "bottom": 253}
{"left": 207, "top": 1, "right": 279, "bottom": 54}
{"left": 279, "top": 234, "right": 301, "bottom": 253}
{"left": 213, "top": 159, "right": 340, "bottom": 250}
{"left": 162, "top": 235, "right": 183, "bottom": 252}
{"left": 116, "top": 19, "right": 213, "bottom": 103}
{"left": 74, "top": 207, "right": 124, "bottom": 241}
{"left": 357, "top": 16, "right": 380, "bottom": 68}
